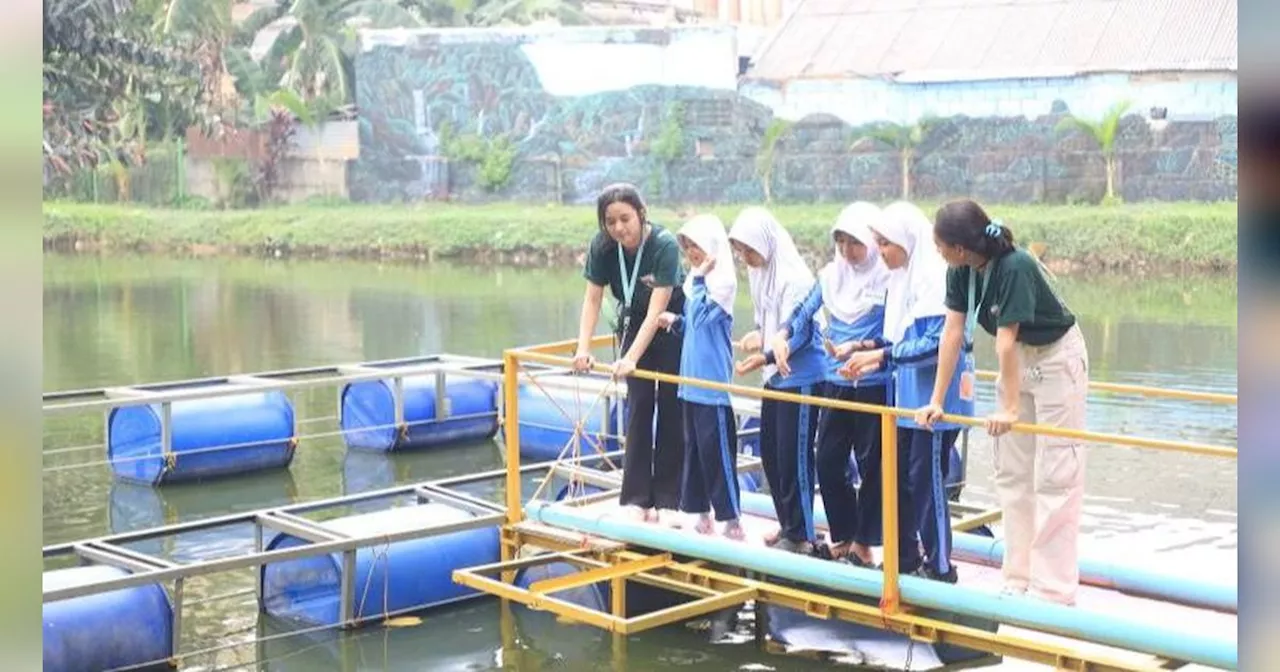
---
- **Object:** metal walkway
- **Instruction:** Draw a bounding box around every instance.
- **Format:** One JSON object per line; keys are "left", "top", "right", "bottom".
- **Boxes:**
{"left": 453, "top": 337, "right": 1237, "bottom": 672}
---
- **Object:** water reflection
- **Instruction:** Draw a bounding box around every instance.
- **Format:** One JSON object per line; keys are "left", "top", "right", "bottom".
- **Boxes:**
{"left": 109, "top": 469, "right": 299, "bottom": 562}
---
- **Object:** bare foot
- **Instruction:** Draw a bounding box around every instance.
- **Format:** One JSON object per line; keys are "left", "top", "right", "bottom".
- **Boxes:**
{"left": 694, "top": 515, "right": 714, "bottom": 535}
{"left": 723, "top": 520, "right": 746, "bottom": 541}
{"left": 763, "top": 527, "right": 782, "bottom": 546}
{"left": 643, "top": 507, "right": 658, "bottom": 523}
{"left": 658, "top": 509, "right": 684, "bottom": 528}
{"left": 849, "top": 542, "right": 874, "bottom": 566}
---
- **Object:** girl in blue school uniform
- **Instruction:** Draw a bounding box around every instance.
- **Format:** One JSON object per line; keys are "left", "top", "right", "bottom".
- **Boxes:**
{"left": 656, "top": 214, "right": 745, "bottom": 539}
{"left": 728, "top": 207, "right": 827, "bottom": 554}
{"left": 841, "top": 201, "right": 975, "bottom": 583}
{"left": 770, "top": 202, "right": 893, "bottom": 567}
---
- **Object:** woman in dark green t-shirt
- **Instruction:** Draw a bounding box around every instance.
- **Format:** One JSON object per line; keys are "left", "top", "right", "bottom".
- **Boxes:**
{"left": 916, "top": 199, "right": 1090, "bottom": 607}
{"left": 573, "top": 183, "right": 688, "bottom": 526}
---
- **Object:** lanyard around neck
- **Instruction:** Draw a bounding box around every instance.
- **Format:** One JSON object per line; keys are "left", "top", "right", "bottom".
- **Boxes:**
{"left": 965, "top": 259, "right": 996, "bottom": 341}
{"left": 617, "top": 226, "right": 649, "bottom": 310}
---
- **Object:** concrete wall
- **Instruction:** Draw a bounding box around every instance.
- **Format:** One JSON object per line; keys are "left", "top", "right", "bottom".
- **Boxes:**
{"left": 351, "top": 25, "right": 1237, "bottom": 205}
{"left": 184, "top": 121, "right": 358, "bottom": 204}
{"left": 741, "top": 71, "right": 1237, "bottom": 126}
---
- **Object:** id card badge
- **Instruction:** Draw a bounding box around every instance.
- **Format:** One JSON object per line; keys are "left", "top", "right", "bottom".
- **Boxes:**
{"left": 959, "top": 352, "right": 976, "bottom": 402}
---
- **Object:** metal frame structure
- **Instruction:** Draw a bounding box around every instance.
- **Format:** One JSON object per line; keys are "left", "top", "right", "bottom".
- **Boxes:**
{"left": 450, "top": 335, "right": 1238, "bottom": 672}
{"left": 40, "top": 343, "right": 1237, "bottom": 671}
{"left": 43, "top": 354, "right": 773, "bottom": 480}
{"left": 42, "top": 450, "right": 635, "bottom": 669}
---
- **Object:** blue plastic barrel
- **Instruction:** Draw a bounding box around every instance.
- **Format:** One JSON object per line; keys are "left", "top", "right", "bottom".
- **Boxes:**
{"left": 43, "top": 565, "right": 174, "bottom": 672}
{"left": 260, "top": 503, "right": 500, "bottom": 627}
{"left": 517, "top": 383, "right": 620, "bottom": 463}
{"left": 515, "top": 561, "right": 610, "bottom": 612}
{"left": 340, "top": 377, "right": 499, "bottom": 452}
{"left": 511, "top": 561, "right": 614, "bottom": 658}
{"left": 108, "top": 391, "right": 296, "bottom": 486}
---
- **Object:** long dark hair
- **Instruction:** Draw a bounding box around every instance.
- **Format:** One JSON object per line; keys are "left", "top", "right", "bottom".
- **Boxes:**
{"left": 595, "top": 182, "right": 648, "bottom": 235}
{"left": 933, "top": 198, "right": 1015, "bottom": 259}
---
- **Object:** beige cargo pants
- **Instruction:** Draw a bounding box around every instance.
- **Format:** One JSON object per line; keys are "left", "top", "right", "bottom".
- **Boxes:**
{"left": 992, "top": 323, "right": 1089, "bottom": 605}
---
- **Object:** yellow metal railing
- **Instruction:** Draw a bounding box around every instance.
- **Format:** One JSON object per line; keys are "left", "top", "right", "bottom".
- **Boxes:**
{"left": 974, "top": 370, "right": 1237, "bottom": 405}
{"left": 503, "top": 334, "right": 1237, "bottom": 615}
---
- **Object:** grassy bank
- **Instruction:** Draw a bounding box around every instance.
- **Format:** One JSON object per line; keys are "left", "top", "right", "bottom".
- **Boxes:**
{"left": 43, "top": 200, "right": 1238, "bottom": 273}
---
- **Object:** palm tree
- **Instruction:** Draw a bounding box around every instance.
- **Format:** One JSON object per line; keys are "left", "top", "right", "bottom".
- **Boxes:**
{"left": 756, "top": 119, "right": 792, "bottom": 204}
{"left": 1055, "top": 100, "right": 1132, "bottom": 204}
{"left": 854, "top": 116, "right": 937, "bottom": 200}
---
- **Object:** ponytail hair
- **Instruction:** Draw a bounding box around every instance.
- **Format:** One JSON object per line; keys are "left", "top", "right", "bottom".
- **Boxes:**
{"left": 933, "top": 199, "right": 1015, "bottom": 259}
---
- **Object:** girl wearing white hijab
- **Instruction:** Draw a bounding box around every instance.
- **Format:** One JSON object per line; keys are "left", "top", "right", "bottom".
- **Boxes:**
{"left": 771, "top": 202, "right": 892, "bottom": 566}
{"left": 728, "top": 207, "right": 825, "bottom": 554}
{"left": 842, "top": 201, "right": 975, "bottom": 583}
{"left": 656, "top": 214, "right": 744, "bottom": 539}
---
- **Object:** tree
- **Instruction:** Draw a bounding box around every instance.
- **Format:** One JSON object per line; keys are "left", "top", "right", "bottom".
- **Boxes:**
{"left": 755, "top": 119, "right": 792, "bottom": 204}
{"left": 149, "top": 0, "right": 238, "bottom": 118}
{"left": 231, "top": 0, "right": 424, "bottom": 107}
{"left": 1055, "top": 99, "right": 1132, "bottom": 204}
{"left": 43, "top": 0, "right": 204, "bottom": 178}
{"left": 854, "top": 116, "right": 938, "bottom": 200}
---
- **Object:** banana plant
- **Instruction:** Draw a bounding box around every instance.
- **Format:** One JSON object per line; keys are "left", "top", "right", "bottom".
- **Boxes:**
{"left": 232, "top": 0, "right": 424, "bottom": 106}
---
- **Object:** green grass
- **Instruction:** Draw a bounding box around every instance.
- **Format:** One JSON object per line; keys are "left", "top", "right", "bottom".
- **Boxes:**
{"left": 43, "top": 200, "right": 1238, "bottom": 272}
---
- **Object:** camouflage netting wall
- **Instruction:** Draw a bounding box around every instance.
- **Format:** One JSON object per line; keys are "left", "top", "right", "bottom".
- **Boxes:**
{"left": 351, "top": 34, "right": 1237, "bottom": 205}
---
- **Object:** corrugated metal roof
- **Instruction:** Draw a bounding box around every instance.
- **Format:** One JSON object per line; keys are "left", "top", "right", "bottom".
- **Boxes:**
{"left": 748, "top": 0, "right": 1237, "bottom": 81}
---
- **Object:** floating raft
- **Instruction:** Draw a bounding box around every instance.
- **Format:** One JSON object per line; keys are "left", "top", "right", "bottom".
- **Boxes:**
{"left": 41, "top": 343, "right": 1238, "bottom": 672}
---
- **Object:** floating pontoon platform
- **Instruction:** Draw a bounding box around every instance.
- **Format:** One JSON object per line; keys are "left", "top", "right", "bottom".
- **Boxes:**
{"left": 41, "top": 336, "right": 1238, "bottom": 671}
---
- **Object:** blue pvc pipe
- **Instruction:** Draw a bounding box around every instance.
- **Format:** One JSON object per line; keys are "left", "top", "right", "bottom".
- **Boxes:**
{"left": 948, "top": 526, "right": 1237, "bottom": 614}
{"left": 736, "top": 492, "right": 1238, "bottom": 614}
{"left": 526, "top": 501, "right": 1237, "bottom": 671}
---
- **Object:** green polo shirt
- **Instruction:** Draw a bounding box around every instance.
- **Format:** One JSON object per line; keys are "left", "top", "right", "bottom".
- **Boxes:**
{"left": 944, "top": 247, "right": 1075, "bottom": 346}
{"left": 583, "top": 223, "right": 685, "bottom": 320}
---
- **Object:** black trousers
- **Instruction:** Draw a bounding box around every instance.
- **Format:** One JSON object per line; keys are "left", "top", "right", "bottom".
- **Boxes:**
{"left": 815, "top": 383, "right": 888, "bottom": 546}
{"left": 618, "top": 331, "right": 685, "bottom": 510}
{"left": 679, "top": 402, "right": 741, "bottom": 521}
{"left": 759, "top": 382, "right": 821, "bottom": 543}
{"left": 897, "top": 426, "right": 960, "bottom": 575}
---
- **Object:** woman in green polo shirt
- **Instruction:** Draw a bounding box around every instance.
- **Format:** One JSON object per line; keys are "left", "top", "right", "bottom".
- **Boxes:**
{"left": 572, "top": 183, "right": 688, "bottom": 526}
{"left": 916, "top": 198, "right": 1090, "bottom": 606}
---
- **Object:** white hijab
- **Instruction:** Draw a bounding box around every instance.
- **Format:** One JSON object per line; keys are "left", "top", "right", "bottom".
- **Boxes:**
{"left": 819, "top": 202, "right": 892, "bottom": 325}
{"left": 678, "top": 214, "right": 737, "bottom": 317}
{"left": 870, "top": 201, "right": 950, "bottom": 343}
{"left": 729, "top": 207, "right": 815, "bottom": 378}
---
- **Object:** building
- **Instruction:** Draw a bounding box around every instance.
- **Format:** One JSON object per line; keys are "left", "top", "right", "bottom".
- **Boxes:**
{"left": 742, "top": 0, "right": 1237, "bottom": 126}
{"left": 345, "top": 1, "right": 1237, "bottom": 204}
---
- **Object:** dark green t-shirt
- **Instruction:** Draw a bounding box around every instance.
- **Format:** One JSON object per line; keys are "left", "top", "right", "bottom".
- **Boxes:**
{"left": 583, "top": 223, "right": 685, "bottom": 336}
{"left": 944, "top": 247, "right": 1075, "bottom": 346}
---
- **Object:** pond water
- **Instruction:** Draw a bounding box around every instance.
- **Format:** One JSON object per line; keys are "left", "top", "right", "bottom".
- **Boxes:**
{"left": 42, "top": 253, "right": 1238, "bottom": 670}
